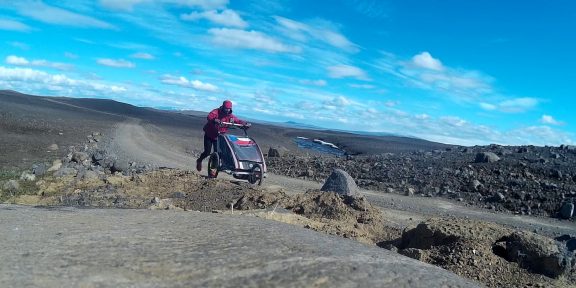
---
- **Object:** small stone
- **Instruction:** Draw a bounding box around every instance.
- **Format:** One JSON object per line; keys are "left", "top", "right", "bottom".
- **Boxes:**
{"left": 405, "top": 187, "right": 415, "bottom": 197}
{"left": 72, "top": 152, "right": 89, "bottom": 163}
{"left": 47, "top": 144, "right": 59, "bottom": 151}
{"left": 20, "top": 172, "right": 36, "bottom": 181}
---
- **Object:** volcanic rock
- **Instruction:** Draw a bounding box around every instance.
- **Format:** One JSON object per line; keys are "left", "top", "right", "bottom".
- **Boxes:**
{"left": 321, "top": 169, "right": 359, "bottom": 196}
{"left": 72, "top": 152, "right": 89, "bottom": 163}
{"left": 474, "top": 152, "right": 500, "bottom": 163}
{"left": 503, "top": 231, "right": 573, "bottom": 278}
{"left": 560, "top": 203, "right": 574, "bottom": 219}
{"left": 32, "top": 163, "right": 47, "bottom": 176}
{"left": 268, "top": 147, "right": 281, "bottom": 157}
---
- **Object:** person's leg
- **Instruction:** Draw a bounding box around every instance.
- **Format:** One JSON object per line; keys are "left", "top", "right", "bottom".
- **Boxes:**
{"left": 196, "top": 135, "right": 213, "bottom": 171}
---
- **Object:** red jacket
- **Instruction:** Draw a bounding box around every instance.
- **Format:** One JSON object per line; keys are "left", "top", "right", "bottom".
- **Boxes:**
{"left": 203, "top": 108, "right": 245, "bottom": 140}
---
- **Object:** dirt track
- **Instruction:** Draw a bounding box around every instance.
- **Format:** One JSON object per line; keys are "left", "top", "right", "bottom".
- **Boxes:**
{"left": 111, "top": 120, "right": 576, "bottom": 237}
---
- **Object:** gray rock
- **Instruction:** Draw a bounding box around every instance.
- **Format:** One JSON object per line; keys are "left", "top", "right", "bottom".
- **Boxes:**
{"left": 268, "top": 147, "right": 281, "bottom": 157}
{"left": 32, "top": 163, "right": 47, "bottom": 176}
{"left": 320, "top": 168, "right": 359, "bottom": 196}
{"left": 469, "top": 179, "right": 482, "bottom": 191}
{"left": 474, "top": 152, "right": 500, "bottom": 163}
{"left": 492, "top": 192, "right": 506, "bottom": 202}
{"left": 92, "top": 150, "right": 106, "bottom": 162}
{"left": 551, "top": 169, "right": 562, "bottom": 179}
{"left": 112, "top": 161, "right": 129, "bottom": 173}
{"left": 20, "top": 172, "right": 36, "bottom": 182}
{"left": 2, "top": 180, "right": 20, "bottom": 193}
{"left": 559, "top": 203, "right": 574, "bottom": 219}
{"left": 505, "top": 231, "right": 573, "bottom": 278}
{"left": 405, "top": 187, "right": 415, "bottom": 197}
{"left": 47, "top": 159, "right": 63, "bottom": 172}
{"left": 172, "top": 191, "right": 186, "bottom": 199}
{"left": 78, "top": 170, "right": 100, "bottom": 181}
{"left": 72, "top": 152, "right": 89, "bottom": 163}
{"left": 0, "top": 205, "right": 480, "bottom": 288}
{"left": 54, "top": 167, "right": 78, "bottom": 178}
{"left": 47, "top": 144, "right": 59, "bottom": 151}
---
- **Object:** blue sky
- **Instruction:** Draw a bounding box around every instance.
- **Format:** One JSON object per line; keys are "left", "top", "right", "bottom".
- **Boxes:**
{"left": 0, "top": 0, "right": 574, "bottom": 146}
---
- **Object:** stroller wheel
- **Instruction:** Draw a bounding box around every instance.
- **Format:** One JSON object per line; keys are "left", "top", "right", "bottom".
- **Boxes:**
{"left": 207, "top": 152, "right": 219, "bottom": 178}
{"left": 248, "top": 163, "right": 263, "bottom": 186}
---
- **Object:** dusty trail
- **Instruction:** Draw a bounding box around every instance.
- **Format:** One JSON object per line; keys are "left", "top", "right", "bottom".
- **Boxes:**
{"left": 112, "top": 120, "right": 576, "bottom": 237}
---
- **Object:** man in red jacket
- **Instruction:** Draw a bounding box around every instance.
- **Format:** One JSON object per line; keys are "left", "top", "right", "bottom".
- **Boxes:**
{"left": 196, "top": 100, "right": 248, "bottom": 171}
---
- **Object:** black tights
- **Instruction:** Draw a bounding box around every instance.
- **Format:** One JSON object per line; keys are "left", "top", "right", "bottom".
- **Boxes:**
{"left": 198, "top": 135, "right": 217, "bottom": 162}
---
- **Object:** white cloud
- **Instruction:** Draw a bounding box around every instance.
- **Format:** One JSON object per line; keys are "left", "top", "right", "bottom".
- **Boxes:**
{"left": 372, "top": 51, "right": 496, "bottom": 103}
{"left": 274, "top": 16, "right": 358, "bottom": 52}
{"left": 299, "top": 79, "right": 327, "bottom": 87}
{"left": 479, "top": 102, "right": 496, "bottom": 110}
{"left": 327, "top": 64, "right": 368, "bottom": 80}
{"left": 349, "top": 84, "right": 375, "bottom": 89}
{"left": 181, "top": 9, "right": 247, "bottom": 28}
{"left": 0, "top": 19, "right": 31, "bottom": 32}
{"left": 441, "top": 116, "right": 467, "bottom": 127}
{"left": 323, "top": 96, "right": 352, "bottom": 108}
{"left": 540, "top": 114, "right": 564, "bottom": 126}
{"left": 5, "top": 55, "right": 73, "bottom": 71}
{"left": 208, "top": 28, "right": 301, "bottom": 53}
{"left": 99, "top": 0, "right": 228, "bottom": 11}
{"left": 14, "top": 1, "right": 115, "bottom": 29}
{"left": 0, "top": 66, "right": 126, "bottom": 94}
{"left": 130, "top": 52, "right": 155, "bottom": 60}
{"left": 97, "top": 58, "right": 135, "bottom": 68}
{"left": 160, "top": 74, "right": 218, "bottom": 91}
{"left": 498, "top": 97, "right": 539, "bottom": 113}
{"left": 412, "top": 52, "right": 443, "bottom": 71}
{"left": 480, "top": 98, "right": 538, "bottom": 113}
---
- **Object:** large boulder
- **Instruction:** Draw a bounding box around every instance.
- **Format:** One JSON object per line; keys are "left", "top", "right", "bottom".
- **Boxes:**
{"left": 474, "top": 152, "right": 500, "bottom": 163}
{"left": 320, "top": 169, "right": 359, "bottom": 196}
{"left": 503, "top": 231, "right": 573, "bottom": 278}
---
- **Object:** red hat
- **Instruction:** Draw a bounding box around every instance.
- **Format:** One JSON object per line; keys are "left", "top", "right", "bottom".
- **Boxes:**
{"left": 223, "top": 100, "right": 232, "bottom": 109}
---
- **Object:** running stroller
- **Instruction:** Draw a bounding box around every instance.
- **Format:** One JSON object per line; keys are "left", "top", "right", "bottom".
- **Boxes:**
{"left": 207, "top": 121, "right": 266, "bottom": 185}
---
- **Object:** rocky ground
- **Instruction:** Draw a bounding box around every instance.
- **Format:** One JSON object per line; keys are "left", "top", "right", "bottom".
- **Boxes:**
{"left": 1, "top": 137, "right": 575, "bottom": 287}
{"left": 266, "top": 144, "right": 576, "bottom": 221}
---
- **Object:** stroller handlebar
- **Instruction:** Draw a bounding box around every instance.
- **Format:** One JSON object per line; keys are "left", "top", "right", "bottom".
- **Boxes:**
{"left": 219, "top": 121, "right": 251, "bottom": 135}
